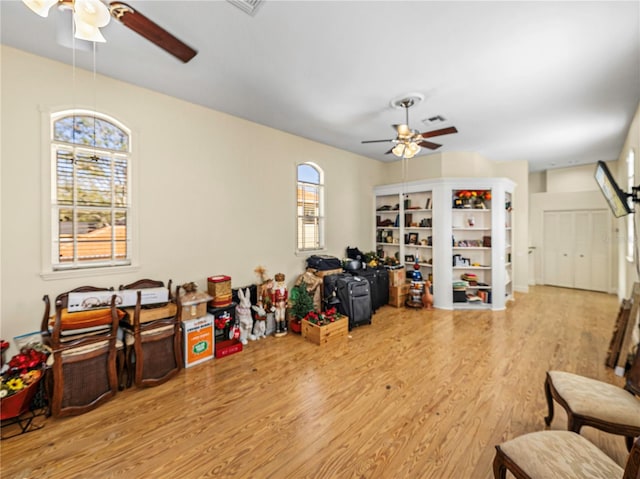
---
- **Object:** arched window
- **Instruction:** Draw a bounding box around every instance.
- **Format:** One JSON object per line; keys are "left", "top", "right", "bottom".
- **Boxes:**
{"left": 297, "top": 163, "right": 324, "bottom": 251}
{"left": 50, "top": 110, "right": 132, "bottom": 270}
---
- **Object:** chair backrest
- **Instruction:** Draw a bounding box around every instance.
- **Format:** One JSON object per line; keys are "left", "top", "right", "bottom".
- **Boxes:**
{"left": 119, "top": 279, "right": 173, "bottom": 299}
{"left": 625, "top": 338, "right": 640, "bottom": 396}
{"left": 41, "top": 286, "right": 115, "bottom": 339}
{"left": 623, "top": 437, "right": 640, "bottom": 479}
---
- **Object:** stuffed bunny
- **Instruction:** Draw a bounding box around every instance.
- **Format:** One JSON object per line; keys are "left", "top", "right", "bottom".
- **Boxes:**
{"left": 236, "top": 288, "right": 254, "bottom": 344}
{"left": 251, "top": 301, "right": 267, "bottom": 340}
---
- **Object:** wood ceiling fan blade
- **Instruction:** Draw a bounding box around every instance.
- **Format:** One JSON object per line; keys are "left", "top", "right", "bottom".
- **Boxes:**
{"left": 419, "top": 126, "right": 458, "bottom": 139}
{"left": 418, "top": 140, "right": 442, "bottom": 150}
{"left": 362, "top": 139, "right": 394, "bottom": 144}
{"left": 384, "top": 148, "right": 395, "bottom": 155}
{"left": 109, "top": 2, "right": 197, "bottom": 63}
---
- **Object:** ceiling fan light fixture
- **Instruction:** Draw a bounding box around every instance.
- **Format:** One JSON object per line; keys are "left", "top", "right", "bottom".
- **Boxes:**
{"left": 392, "top": 144, "right": 406, "bottom": 158}
{"left": 21, "top": 0, "right": 58, "bottom": 17}
{"left": 74, "top": 15, "right": 106, "bottom": 42}
{"left": 396, "top": 124, "right": 411, "bottom": 139}
{"left": 407, "top": 141, "right": 421, "bottom": 156}
{"left": 74, "top": 0, "right": 111, "bottom": 28}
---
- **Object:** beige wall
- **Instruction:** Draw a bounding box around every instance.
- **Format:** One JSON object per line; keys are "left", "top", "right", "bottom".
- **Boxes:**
{"left": 547, "top": 163, "right": 602, "bottom": 193}
{"left": 618, "top": 102, "right": 640, "bottom": 300}
{"left": 0, "top": 46, "right": 385, "bottom": 349}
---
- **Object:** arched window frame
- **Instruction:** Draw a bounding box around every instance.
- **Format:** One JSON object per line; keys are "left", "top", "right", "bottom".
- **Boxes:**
{"left": 296, "top": 162, "right": 325, "bottom": 252}
{"left": 41, "top": 108, "right": 136, "bottom": 277}
{"left": 627, "top": 148, "right": 636, "bottom": 262}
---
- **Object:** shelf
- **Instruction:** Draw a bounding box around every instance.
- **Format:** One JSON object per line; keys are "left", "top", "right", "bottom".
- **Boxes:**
{"left": 405, "top": 262, "right": 432, "bottom": 268}
{"left": 405, "top": 208, "right": 432, "bottom": 213}
{"left": 376, "top": 226, "right": 399, "bottom": 230}
{"left": 453, "top": 266, "right": 491, "bottom": 270}
{"left": 452, "top": 227, "right": 491, "bottom": 231}
{"left": 452, "top": 246, "right": 490, "bottom": 250}
{"left": 465, "top": 285, "right": 492, "bottom": 290}
{"left": 405, "top": 245, "right": 432, "bottom": 249}
{"left": 376, "top": 243, "right": 399, "bottom": 247}
{"left": 452, "top": 208, "right": 491, "bottom": 212}
{"left": 405, "top": 227, "right": 432, "bottom": 231}
{"left": 452, "top": 302, "right": 493, "bottom": 310}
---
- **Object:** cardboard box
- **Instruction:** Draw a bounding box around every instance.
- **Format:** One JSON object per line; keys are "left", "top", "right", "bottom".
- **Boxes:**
{"left": 181, "top": 302, "right": 207, "bottom": 321}
{"left": 388, "top": 268, "right": 406, "bottom": 287}
{"left": 301, "top": 317, "right": 348, "bottom": 345}
{"left": 182, "top": 314, "right": 214, "bottom": 368}
{"left": 308, "top": 268, "right": 343, "bottom": 278}
{"left": 389, "top": 283, "right": 410, "bottom": 307}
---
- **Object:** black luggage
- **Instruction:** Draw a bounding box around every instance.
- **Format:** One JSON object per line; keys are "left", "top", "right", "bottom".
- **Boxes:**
{"left": 306, "top": 254, "right": 341, "bottom": 271}
{"left": 336, "top": 276, "right": 372, "bottom": 329}
{"left": 375, "top": 266, "right": 390, "bottom": 307}
{"left": 348, "top": 269, "right": 380, "bottom": 312}
{"left": 323, "top": 274, "right": 341, "bottom": 310}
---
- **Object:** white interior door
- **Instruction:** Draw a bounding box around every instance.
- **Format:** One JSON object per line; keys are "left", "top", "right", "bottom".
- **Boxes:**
{"left": 588, "top": 210, "right": 611, "bottom": 292}
{"left": 544, "top": 211, "right": 574, "bottom": 287}
{"left": 543, "top": 210, "right": 610, "bottom": 292}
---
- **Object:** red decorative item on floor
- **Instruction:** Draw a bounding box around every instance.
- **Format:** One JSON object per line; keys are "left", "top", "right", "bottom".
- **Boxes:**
{"left": 0, "top": 371, "right": 42, "bottom": 420}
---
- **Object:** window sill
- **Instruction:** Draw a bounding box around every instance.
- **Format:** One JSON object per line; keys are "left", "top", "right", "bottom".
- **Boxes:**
{"left": 40, "top": 263, "right": 140, "bottom": 281}
{"left": 295, "top": 249, "right": 328, "bottom": 257}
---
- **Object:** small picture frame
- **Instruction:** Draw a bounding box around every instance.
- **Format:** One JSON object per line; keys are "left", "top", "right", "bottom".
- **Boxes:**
{"left": 405, "top": 255, "right": 415, "bottom": 263}
{"left": 408, "top": 233, "right": 418, "bottom": 245}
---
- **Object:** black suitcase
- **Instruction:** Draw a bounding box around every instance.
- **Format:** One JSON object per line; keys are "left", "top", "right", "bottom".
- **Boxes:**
{"left": 306, "top": 254, "right": 341, "bottom": 271}
{"left": 348, "top": 269, "right": 380, "bottom": 312}
{"left": 323, "top": 273, "right": 342, "bottom": 311}
{"left": 375, "top": 267, "right": 390, "bottom": 307}
{"left": 336, "top": 276, "right": 372, "bottom": 329}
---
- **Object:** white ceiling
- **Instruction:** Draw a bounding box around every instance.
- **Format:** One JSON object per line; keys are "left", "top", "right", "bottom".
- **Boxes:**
{"left": 2, "top": 0, "right": 639, "bottom": 172}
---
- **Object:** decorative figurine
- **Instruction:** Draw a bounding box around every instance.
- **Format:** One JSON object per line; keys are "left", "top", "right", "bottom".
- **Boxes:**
{"left": 272, "top": 273, "right": 288, "bottom": 337}
{"left": 412, "top": 262, "right": 423, "bottom": 281}
{"left": 236, "top": 288, "right": 254, "bottom": 345}
{"left": 422, "top": 280, "right": 434, "bottom": 310}
{"left": 251, "top": 301, "right": 267, "bottom": 340}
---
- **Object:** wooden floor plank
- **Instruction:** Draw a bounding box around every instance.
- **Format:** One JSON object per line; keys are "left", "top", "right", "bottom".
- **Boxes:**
{"left": 0, "top": 286, "right": 631, "bottom": 478}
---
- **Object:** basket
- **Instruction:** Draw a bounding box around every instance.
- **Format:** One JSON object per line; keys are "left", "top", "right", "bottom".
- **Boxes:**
{"left": 0, "top": 373, "right": 42, "bottom": 420}
{"left": 207, "top": 276, "right": 232, "bottom": 307}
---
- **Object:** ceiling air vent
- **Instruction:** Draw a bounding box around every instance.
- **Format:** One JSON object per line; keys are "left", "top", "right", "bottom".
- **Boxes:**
{"left": 422, "top": 115, "right": 447, "bottom": 125}
{"left": 227, "top": 0, "right": 264, "bottom": 15}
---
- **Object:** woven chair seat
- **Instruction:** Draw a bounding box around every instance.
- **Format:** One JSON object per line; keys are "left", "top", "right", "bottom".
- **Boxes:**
{"left": 548, "top": 370, "right": 640, "bottom": 427}
{"left": 494, "top": 431, "right": 624, "bottom": 479}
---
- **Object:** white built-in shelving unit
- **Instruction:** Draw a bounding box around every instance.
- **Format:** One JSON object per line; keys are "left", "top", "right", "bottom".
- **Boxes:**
{"left": 374, "top": 177, "right": 515, "bottom": 311}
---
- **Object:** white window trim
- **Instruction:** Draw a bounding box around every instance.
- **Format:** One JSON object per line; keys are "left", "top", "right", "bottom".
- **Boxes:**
{"left": 627, "top": 149, "right": 635, "bottom": 262}
{"left": 39, "top": 106, "right": 140, "bottom": 280}
{"left": 295, "top": 161, "right": 325, "bottom": 254}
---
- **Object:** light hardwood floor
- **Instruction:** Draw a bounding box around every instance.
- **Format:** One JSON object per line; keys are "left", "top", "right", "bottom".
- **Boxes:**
{"left": 0, "top": 286, "right": 632, "bottom": 478}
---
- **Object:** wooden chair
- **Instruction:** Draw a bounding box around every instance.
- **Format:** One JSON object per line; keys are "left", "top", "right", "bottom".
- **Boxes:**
{"left": 40, "top": 286, "right": 123, "bottom": 417}
{"left": 493, "top": 432, "right": 639, "bottom": 479}
{"left": 544, "top": 341, "right": 640, "bottom": 451}
{"left": 119, "top": 279, "right": 183, "bottom": 388}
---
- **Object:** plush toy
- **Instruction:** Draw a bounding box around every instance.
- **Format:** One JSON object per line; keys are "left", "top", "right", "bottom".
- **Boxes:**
{"left": 422, "top": 280, "right": 434, "bottom": 310}
{"left": 236, "top": 288, "right": 254, "bottom": 344}
{"left": 251, "top": 302, "right": 267, "bottom": 340}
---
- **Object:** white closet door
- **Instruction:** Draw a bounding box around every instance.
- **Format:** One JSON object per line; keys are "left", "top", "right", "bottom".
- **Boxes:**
{"left": 544, "top": 212, "right": 574, "bottom": 288}
{"left": 573, "top": 211, "right": 592, "bottom": 290}
{"left": 543, "top": 210, "right": 610, "bottom": 292}
{"left": 587, "top": 210, "right": 610, "bottom": 292}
